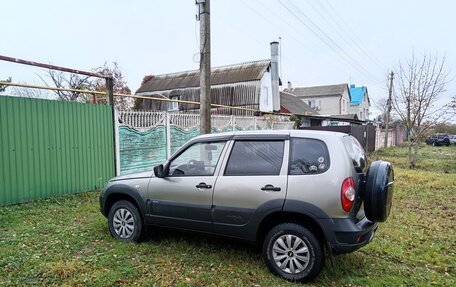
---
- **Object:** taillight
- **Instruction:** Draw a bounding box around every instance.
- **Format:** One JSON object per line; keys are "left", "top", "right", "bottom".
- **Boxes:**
{"left": 341, "top": 177, "right": 356, "bottom": 212}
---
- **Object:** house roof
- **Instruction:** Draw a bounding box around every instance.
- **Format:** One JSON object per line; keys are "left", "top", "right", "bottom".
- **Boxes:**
{"left": 349, "top": 85, "right": 368, "bottom": 105}
{"left": 136, "top": 60, "right": 271, "bottom": 94}
{"left": 284, "top": 83, "right": 350, "bottom": 99}
{"left": 330, "top": 114, "right": 360, "bottom": 120}
{"left": 280, "top": 91, "right": 319, "bottom": 116}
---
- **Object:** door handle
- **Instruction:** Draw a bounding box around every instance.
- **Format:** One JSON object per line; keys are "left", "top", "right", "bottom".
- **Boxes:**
{"left": 261, "top": 184, "right": 281, "bottom": 192}
{"left": 196, "top": 182, "right": 212, "bottom": 189}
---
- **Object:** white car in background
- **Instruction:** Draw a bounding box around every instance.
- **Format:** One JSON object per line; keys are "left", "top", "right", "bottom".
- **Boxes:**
{"left": 449, "top": 135, "right": 456, "bottom": 145}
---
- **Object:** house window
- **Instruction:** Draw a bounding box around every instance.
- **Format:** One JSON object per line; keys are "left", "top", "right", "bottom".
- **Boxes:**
{"left": 308, "top": 100, "right": 316, "bottom": 108}
{"left": 168, "top": 95, "right": 180, "bottom": 111}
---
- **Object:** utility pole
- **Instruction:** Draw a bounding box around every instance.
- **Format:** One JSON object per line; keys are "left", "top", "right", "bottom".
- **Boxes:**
{"left": 197, "top": 0, "right": 211, "bottom": 134}
{"left": 384, "top": 71, "right": 394, "bottom": 148}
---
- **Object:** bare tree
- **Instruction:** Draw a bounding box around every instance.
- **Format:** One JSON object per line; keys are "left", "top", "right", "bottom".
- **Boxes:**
{"left": 12, "top": 85, "right": 52, "bottom": 99}
{"left": 39, "top": 70, "right": 92, "bottom": 102}
{"left": 0, "top": 77, "right": 12, "bottom": 93}
{"left": 90, "top": 62, "right": 132, "bottom": 110}
{"left": 451, "top": 95, "right": 456, "bottom": 113}
{"left": 38, "top": 62, "right": 132, "bottom": 109}
{"left": 392, "top": 53, "right": 452, "bottom": 168}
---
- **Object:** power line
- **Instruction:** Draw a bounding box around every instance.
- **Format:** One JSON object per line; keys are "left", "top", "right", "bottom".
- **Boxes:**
{"left": 318, "top": 0, "right": 388, "bottom": 71}
{"left": 285, "top": 0, "right": 381, "bottom": 82}
{"left": 305, "top": 0, "right": 387, "bottom": 74}
{"left": 238, "top": 0, "right": 345, "bottom": 82}
{"left": 278, "top": 0, "right": 381, "bottom": 84}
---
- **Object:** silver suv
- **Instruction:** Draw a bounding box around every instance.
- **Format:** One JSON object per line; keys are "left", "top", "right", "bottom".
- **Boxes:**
{"left": 99, "top": 130, "right": 394, "bottom": 282}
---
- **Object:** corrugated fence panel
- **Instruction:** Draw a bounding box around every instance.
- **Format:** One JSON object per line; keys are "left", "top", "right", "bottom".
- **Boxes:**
{"left": 0, "top": 96, "right": 115, "bottom": 205}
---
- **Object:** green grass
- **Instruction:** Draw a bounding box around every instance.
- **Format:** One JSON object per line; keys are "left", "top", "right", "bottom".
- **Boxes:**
{"left": 1, "top": 146, "right": 455, "bottom": 286}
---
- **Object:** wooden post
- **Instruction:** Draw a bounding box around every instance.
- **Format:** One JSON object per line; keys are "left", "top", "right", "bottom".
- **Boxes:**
{"left": 384, "top": 71, "right": 394, "bottom": 148}
{"left": 197, "top": 0, "right": 211, "bottom": 134}
{"left": 106, "top": 76, "right": 117, "bottom": 175}
{"left": 106, "top": 76, "right": 114, "bottom": 105}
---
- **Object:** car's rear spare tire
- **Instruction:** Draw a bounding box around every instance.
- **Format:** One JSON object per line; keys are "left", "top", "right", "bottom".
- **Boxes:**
{"left": 364, "top": 160, "right": 394, "bottom": 222}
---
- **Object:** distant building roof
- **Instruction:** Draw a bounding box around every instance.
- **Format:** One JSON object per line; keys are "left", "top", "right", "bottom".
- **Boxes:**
{"left": 284, "top": 83, "right": 350, "bottom": 99}
{"left": 330, "top": 114, "right": 360, "bottom": 120}
{"left": 349, "top": 85, "right": 368, "bottom": 105}
{"left": 280, "top": 91, "right": 319, "bottom": 116}
{"left": 136, "top": 60, "right": 271, "bottom": 94}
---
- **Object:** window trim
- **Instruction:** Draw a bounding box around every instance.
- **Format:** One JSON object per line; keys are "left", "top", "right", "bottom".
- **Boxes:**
{"left": 288, "top": 137, "right": 331, "bottom": 175}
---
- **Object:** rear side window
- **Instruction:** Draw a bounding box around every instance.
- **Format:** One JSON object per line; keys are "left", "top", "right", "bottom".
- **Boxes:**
{"left": 224, "top": 141, "right": 284, "bottom": 176}
{"left": 343, "top": 135, "right": 367, "bottom": 172}
{"left": 289, "top": 138, "right": 330, "bottom": 175}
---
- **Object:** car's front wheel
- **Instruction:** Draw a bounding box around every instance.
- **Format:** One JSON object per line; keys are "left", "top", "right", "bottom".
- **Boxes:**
{"left": 108, "top": 200, "right": 143, "bottom": 242}
{"left": 263, "top": 223, "right": 323, "bottom": 282}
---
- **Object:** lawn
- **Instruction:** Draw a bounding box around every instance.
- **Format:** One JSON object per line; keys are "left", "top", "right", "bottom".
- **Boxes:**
{"left": 0, "top": 145, "right": 455, "bottom": 286}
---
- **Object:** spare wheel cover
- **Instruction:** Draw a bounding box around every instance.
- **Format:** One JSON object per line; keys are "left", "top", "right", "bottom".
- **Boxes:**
{"left": 364, "top": 160, "right": 394, "bottom": 222}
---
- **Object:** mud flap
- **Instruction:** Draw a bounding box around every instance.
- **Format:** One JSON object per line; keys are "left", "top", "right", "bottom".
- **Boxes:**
{"left": 326, "top": 241, "right": 335, "bottom": 267}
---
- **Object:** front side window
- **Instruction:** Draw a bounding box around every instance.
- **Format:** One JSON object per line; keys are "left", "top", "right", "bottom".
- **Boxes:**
{"left": 169, "top": 141, "right": 226, "bottom": 176}
{"left": 289, "top": 138, "right": 330, "bottom": 175}
{"left": 224, "top": 141, "right": 284, "bottom": 176}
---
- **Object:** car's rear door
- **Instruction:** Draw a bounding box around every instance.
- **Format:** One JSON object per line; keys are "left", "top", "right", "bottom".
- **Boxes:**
{"left": 212, "top": 134, "right": 289, "bottom": 241}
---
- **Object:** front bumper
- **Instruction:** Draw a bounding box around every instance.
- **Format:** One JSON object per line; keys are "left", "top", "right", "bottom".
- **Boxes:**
{"left": 317, "top": 216, "right": 378, "bottom": 255}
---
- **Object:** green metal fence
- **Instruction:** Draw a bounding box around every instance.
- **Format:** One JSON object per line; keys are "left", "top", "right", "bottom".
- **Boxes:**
{"left": 0, "top": 96, "right": 115, "bottom": 205}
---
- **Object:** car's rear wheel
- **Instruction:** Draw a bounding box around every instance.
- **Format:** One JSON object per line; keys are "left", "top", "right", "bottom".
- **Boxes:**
{"left": 108, "top": 200, "right": 143, "bottom": 242}
{"left": 364, "top": 160, "right": 394, "bottom": 222}
{"left": 263, "top": 223, "right": 323, "bottom": 282}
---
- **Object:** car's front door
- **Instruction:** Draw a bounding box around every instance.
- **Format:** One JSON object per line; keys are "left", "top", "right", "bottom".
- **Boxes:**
{"left": 212, "top": 136, "right": 289, "bottom": 240}
{"left": 147, "top": 141, "right": 227, "bottom": 232}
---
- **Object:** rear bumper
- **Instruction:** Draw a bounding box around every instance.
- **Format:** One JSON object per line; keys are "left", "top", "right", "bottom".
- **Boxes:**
{"left": 317, "top": 217, "right": 378, "bottom": 255}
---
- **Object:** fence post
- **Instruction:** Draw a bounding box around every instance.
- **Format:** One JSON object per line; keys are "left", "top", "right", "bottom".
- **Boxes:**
{"left": 254, "top": 117, "right": 257, "bottom": 130}
{"left": 166, "top": 112, "right": 171, "bottom": 159}
{"left": 114, "top": 110, "right": 121, "bottom": 176}
{"left": 105, "top": 76, "right": 117, "bottom": 176}
{"left": 231, "top": 115, "right": 235, "bottom": 131}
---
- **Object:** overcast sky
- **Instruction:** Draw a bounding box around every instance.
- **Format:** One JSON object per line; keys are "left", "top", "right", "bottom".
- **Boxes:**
{"left": 1, "top": 0, "right": 455, "bottom": 118}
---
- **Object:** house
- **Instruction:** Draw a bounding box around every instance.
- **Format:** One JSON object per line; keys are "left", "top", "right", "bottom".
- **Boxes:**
{"left": 279, "top": 91, "right": 321, "bottom": 127}
{"left": 284, "top": 82, "right": 352, "bottom": 116}
{"left": 135, "top": 42, "right": 281, "bottom": 116}
{"left": 349, "top": 84, "right": 370, "bottom": 121}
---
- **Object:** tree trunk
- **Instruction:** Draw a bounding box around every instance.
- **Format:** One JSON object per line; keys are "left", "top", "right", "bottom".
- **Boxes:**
{"left": 412, "top": 142, "right": 419, "bottom": 167}
{"left": 407, "top": 141, "right": 419, "bottom": 169}
{"left": 407, "top": 142, "right": 415, "bottom": 169}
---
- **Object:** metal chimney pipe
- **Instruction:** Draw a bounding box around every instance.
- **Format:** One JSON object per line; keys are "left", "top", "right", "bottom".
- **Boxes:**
{"left": 270, "top": 41, "right": 280, "bottom": 111}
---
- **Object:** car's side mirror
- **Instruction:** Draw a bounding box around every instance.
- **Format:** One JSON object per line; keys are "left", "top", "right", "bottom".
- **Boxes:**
{"left": 154, "top": 164, "right": 166, "bottom": 178}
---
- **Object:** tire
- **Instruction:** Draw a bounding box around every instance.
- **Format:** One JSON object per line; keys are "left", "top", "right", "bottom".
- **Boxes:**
{"left": 262, "top": 223, "right": 323, "bottom": 283}
{"left": 364, "top": 161, "right": 394, "bottom": 222}
{"left": 108, "top": 200, "right": 143, "bottom": 242}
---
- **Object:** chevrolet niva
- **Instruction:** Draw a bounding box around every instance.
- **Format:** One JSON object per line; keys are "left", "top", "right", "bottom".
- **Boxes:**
{"left": 100, "top": 130, "right": 394, "bottom": 282}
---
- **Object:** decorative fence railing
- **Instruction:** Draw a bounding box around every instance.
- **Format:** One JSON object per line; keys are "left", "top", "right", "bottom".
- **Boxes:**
{"left": 117, "top": 111, "right": 294, "bottom": 175}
